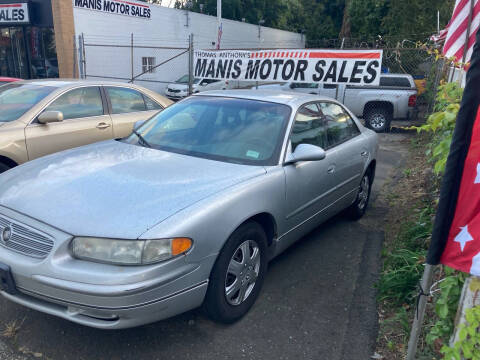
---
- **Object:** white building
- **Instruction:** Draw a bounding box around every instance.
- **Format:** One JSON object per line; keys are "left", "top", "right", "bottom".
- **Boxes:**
{"left": 72, "top": 0, "right": 305, "bottom": 93}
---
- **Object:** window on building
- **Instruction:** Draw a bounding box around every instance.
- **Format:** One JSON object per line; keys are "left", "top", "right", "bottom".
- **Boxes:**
{"left": 142, "top": 57, "right": 156, "bottom": 74}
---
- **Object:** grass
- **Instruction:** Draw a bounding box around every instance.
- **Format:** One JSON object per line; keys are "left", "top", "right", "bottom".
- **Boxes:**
{"left": 377, "top": 205, "right": 433, "bottom": 307}
{"left": 1, "top": 318, "right": 25, "bottom": 338}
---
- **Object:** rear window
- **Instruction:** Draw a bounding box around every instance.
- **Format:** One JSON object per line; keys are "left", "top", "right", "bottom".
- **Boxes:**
{"left": 380, "top": 77, "right": 412, "bottom": 88}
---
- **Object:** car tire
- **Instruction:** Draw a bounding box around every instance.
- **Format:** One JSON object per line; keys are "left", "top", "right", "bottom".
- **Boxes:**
{"left": 346, "top": 171, "right": 372, "bottom": 220}
{"left": 0, "top": 162, "right": 11, "bottom": 174}
{"left": 365, "top": 107, "right": 391, "bottom": 133}
{"left": 204, "top": 221, "right": 268, "bottom": 324}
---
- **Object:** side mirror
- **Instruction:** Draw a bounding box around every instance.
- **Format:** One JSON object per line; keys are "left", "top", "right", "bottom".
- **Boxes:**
{"left": 284, "top": 144, "right": 326, "bottom": 165}
{"left": 133, "top": 120, "right": 146, "bottom": 131}
{"left": 38, "top": 111, "right": 63, "bottom": 124}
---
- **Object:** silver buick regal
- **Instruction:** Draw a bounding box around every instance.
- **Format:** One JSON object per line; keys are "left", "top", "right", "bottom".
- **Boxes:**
{"left": 0, "top": 90, "right": 378, "bottom": 329}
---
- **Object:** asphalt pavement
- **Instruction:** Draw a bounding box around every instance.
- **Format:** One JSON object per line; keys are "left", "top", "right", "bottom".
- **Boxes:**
{"left": 0, "top": 133, "right": 410, "bottom": 360}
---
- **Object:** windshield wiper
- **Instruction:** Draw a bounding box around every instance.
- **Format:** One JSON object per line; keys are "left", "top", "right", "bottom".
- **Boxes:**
{"left": 132, "top": 130, "right": 152, "bottom": 148}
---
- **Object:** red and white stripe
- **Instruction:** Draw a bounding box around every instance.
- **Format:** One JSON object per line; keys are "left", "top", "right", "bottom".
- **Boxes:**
{"left": 443, "top": 0, "right": 480, "bottom": 63}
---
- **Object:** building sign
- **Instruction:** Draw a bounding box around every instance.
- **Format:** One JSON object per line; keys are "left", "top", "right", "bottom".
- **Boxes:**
{"left": 0, "top": 3, "right": 30, "bottom": 24}
{"left": 73, "top": 0, "right": 151, "bottom": 19}
{"left": 194, "top": 49, "right": 383, "bottom": 85}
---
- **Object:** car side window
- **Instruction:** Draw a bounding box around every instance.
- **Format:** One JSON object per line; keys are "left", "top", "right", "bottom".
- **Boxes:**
{"left": 106, "top": 87, "right": 147, "bottom": 114}
{"left": 44, "top": 87, "right": 104, "bottom": 120}
{"left": 319, "top": 102, "right": 360, "bottom": 148}
{"left": 291, "top": 83, "right": 318, "bottom": 89}
{"left": 200, "top": 79, "right": 219, "bottom": 86}
{"left": 290, "top": 103, "right": 327, "bottom": 151}
{"left": 143, "top": 95, "right": 163, "bottom": 111}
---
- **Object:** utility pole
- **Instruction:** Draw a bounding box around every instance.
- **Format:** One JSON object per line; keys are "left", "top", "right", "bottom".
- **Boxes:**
{"left": 216, "top": 0, "right": 222, "bottom": 49}
{"left": 188, "top": 34, "right": 194, "bottom": 96}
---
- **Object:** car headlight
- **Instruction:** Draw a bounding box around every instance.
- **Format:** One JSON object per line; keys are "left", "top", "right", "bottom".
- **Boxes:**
{"left": 72, "top": 237, "right": 192, "bottom": 265}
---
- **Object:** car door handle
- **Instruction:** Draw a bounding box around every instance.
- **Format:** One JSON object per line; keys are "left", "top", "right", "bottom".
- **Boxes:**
{"left": 96, "top": 122, "right": 111, "bottom": 130}
{"left": 327, "top": 166, "right": 335, "bottom": 174}
{"left": 361, "top": 151, "right": 369, "bottom": 157}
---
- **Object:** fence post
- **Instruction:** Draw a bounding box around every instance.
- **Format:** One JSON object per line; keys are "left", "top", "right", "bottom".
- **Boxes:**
{"left": 406, "top": 264, "right": 435, "bottom": 360}
{"left": 430, "top": 59, "right": 445, "bottom": 113}
{"left": 81, "top": 33, "right": 86, "bottom": 79}
{"left": 131, "top": 33, "right": 134, "bottom": 83}
{"left": 72, "top": 35, "right": 78, "bottom": 78}
{"left": 188, "top": 33, "right": 194, "bottom": 96}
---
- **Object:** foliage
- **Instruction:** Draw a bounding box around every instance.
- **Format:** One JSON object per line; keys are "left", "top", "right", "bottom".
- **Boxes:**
{"left": 413, "top": 82, "right": 463, "bottom": 174}
{"left": 441, "top": 306, "right": 480, "bottom": 360}
{"left": 378, "top": 206, "right": 433, "bottom": 306}
{"left": 175, "top": 0, "right": 455, "bottom": 44}
{"left": 381, "top": 0, "right": 455, "bottom": 40}
{"left": 426, "top": 268, "right": 467, "bottom": 351}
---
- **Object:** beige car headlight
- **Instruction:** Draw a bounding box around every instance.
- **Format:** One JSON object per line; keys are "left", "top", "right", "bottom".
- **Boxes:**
{"left": 72, "top": 237, "right": 192, "bottom": 265}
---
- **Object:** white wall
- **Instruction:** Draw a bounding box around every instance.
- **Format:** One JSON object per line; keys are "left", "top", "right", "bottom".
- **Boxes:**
{"left": 72, "top": 0, "right": 304, "bottom": 93}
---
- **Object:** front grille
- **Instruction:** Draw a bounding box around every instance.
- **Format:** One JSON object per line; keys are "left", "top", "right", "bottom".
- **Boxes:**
{"left": 169, "top": 89, "right": 181, "bottom": 93}
{"left": 0, "top": 215, "right": 54, "bottom": 259}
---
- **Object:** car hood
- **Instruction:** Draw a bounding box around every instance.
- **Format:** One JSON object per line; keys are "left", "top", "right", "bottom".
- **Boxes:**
{"left": 167, "top": 83, "right": 189, "bottom": 91}
{"left": 0, "top": 141, "right": 266, "bottom": 239}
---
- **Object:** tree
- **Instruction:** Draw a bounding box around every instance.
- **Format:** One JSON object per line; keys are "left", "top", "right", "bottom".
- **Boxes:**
{"left": 344, "top": 0, "right": 455, "bottom": 42}
{"left": 382, "top": 0, "right": 455, "bottom": 40}
{"left": 175, "top": 0, "right": 455, "bottom": 46}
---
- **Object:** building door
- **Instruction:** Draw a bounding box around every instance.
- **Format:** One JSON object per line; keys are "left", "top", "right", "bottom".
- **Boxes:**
{"left": 0, "top": 27, "right": 29, "bottom": 78}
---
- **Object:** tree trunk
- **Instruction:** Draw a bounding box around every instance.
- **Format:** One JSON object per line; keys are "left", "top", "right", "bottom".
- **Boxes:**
{"left": 339, "top": 0, "right": 351, "bottom": 40}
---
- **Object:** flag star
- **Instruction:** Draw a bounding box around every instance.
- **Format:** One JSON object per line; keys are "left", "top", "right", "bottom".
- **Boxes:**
{"left": 475, "top": 163, "right": 480, "bottom": 184}
{"left": 454, "top": 225, "right": 474, "bottom": 252}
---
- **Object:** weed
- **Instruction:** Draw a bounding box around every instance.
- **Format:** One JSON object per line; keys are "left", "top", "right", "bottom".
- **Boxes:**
{"left": 403, "top": 168, "right": 412, "bottom": 177}
{"left": 1, "top": 318, "right": 25, "bottom": 338}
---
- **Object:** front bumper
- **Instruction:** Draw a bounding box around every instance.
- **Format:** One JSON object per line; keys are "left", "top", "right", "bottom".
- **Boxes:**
{"left": 1, "top": 281, "right": 208, "bottom": 329}
{"left": 165, "top": 92, "right": 187, "bottom": 100}
{"left": 0, "top": 206, "right": 215, "bottom": 329}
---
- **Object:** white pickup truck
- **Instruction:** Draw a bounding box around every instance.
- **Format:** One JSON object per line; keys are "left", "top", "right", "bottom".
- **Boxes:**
{"left": 258, "top": 74, "right": 418, "bottom": 132}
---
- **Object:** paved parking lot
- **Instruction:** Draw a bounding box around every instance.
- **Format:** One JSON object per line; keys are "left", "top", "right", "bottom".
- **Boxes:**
{"left": 0, "top": 133, "right": 409, "bottom": 360}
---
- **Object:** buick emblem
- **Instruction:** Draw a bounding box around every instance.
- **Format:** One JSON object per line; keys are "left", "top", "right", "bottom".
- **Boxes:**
{"left": 1, "top": 226, "right": 12, "bottom": 244}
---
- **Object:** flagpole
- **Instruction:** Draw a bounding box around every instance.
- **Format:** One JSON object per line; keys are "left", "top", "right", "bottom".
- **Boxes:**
{"left": 461, "top": 0, "right": 475, "bottom": 65}
{"left": 406, "top": 264, "right": 435, "bottom": 360}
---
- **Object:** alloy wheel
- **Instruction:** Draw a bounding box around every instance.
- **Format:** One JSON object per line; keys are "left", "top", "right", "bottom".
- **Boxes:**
{"left": 358, "top": 175, "right": 370, "bottom": 210}
{"left": 225, "top": 240, "right": 261, "bottom": 306}
{"left": 370, "top": 114, "right": 386, "bottom": 130}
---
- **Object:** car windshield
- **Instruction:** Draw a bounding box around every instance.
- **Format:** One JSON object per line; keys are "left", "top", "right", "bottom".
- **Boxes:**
{"left": 126, "top": 96, "right": 291, "bottom": 165}
{"left": 175, "top": 75, "right": 201, "bottom": 84}
{"left": 0, "top": 83, "right": 56, "bottom": 122}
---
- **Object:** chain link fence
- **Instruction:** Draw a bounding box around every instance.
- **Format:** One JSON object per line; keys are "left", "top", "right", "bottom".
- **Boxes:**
{"left": 79, "top": 34, "right": 191, "bottom": 95}
{"left": 79, "top": 34, "right": 444, "bottom": 129}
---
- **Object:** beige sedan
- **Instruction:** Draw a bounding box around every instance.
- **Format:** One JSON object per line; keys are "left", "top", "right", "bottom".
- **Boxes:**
{"left": 0, "top": 80, "right": 172, "bottom": 173}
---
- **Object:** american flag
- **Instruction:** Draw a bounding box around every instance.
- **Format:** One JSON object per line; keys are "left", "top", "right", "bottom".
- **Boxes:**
{"left": 427, "top": 27, "right": 480, "bottom": 276}
{"left": 443, "top": 0, "right": 480, "bottom": 63}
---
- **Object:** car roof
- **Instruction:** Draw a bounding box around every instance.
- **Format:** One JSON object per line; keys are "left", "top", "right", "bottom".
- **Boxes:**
{"left": 381, "top": 73, "right": 413, "bottom": 79}
{"left": 0, "top": 77, "right": 22, "bottom": 82}
{"left": 13, "top": 79, "right": 141, "bottom": 88}
{"left": 195, "top": 89, "right": 338, "bottom": 107}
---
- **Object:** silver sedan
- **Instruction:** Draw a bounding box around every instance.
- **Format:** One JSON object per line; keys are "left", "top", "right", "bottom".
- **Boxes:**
{"left": 0, "top": 90, "right": 378, "bottom": 329}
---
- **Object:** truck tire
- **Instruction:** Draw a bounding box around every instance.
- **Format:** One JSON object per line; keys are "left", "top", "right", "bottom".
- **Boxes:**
{"left": 365, "top": 107, "right": 391, "bottom": 133}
